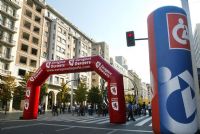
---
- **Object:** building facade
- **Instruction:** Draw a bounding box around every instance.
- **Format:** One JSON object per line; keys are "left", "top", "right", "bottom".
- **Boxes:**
{"left": 91, "top": 41, "right": 109, "bottom": 88}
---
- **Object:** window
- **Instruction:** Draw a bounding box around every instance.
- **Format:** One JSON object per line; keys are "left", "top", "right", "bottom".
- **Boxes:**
{"left": 25, "top": 9, "right": 32, "bottom": 18}
{"left": 32, "top": 37, "right": 39, "bottom": 45}
{"left": 44, "top": 31, "right": 48, "bottom": 37}
{"left": 35, "top": 5, "right": 42, "bottom": 13}
{"left": 19, "top": 56, "right": 27, "bottom": 64}
{"left": 62, "top": 39, "right": 66, "bottom": 44}
{"left": 30, "top": 59, "right": 37, "bottom": 67}
{"left": 22, "top": 32, "right": 30, "bottom": 41}
{"left": 21, "top": 44, "right": 28, "bottom": 52}
{"left": 18, "top": 69, "right": 26, "bottom": 76}
{"left": 43, "top": 52, "right": 47, "bottom": 58}
{"left": 26, "top": 0, "right": 33, "bottom": 8}
{"left": 23, "top": 20, "right": 31, "bottom": 29}
{"left": 57, "top": 36, "right": 61, "bottom": 42}
{"left": 34, "top": 16, "right": 41, "bottom": 24}
{"left": 54, "top": 76, "right": 59, "bottom": 84}
{"left": 31, "top": 48, "right": 37, "bottom": 55}
{"left": 58, "top": 27, "right": 62, "bottom": 32}
{"left": 33, "top": 26, "right": 40, "bottom": 34}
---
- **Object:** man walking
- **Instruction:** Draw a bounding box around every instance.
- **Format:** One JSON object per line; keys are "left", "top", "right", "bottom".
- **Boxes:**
{"left": 127, "top": 102, "right": 135, "bottom": 121}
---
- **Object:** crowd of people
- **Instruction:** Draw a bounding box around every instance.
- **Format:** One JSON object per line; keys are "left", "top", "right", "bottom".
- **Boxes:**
{"left": 126, "top": 101, "right": 152, "bottom": 121}
{"left": 38, "top": 102, "right": 152, "bottom": 121}
{"left": 42, "top": 103, "right": 108, "bottom": 117}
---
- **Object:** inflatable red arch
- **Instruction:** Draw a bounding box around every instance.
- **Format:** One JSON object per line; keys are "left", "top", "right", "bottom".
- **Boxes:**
{"left": 23, "top": 55, "right": 126, "bottom": 123}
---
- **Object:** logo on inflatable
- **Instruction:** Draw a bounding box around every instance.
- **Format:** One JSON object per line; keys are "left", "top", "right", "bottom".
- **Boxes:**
{"left": 96, "top": 61, "right": 101, "bottom": 68}
{"left": 24, "top": 99, "right": 29, "bottom": 110}
{"left": 167, "top": 13, "right": 190, "bottom": 50}
{"left": 111, "top": 99, "right": 119, "bottom": 111}
{"left": 46, "top": 62, "right": 51, "bottom": 68}
{"left": 159, "top": 67, "right": 198, "bottom": 133}
{"left": 111, "top": 86, "right": 117, "bottom": 95}
{"left": 69, "top": 60, "right": 74, "bottom": 66}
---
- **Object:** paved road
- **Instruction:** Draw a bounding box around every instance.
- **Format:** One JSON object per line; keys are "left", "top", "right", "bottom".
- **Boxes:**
{"left": 0, "top": 112, "right": 153, "bottom": 134}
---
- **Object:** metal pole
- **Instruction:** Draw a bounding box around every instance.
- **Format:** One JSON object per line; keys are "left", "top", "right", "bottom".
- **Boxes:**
{"left": 181, "top": 0, "right": 200, "bottom": 128}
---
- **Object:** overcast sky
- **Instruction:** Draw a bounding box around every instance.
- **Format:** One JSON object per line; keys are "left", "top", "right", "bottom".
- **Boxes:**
{"left": 46, "top": 0, "right": 200, "bottom": 83}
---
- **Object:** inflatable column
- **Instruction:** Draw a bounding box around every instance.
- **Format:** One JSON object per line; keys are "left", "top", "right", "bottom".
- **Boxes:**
{"left": 148, "top": 6, "right": 198, "bottom": 134}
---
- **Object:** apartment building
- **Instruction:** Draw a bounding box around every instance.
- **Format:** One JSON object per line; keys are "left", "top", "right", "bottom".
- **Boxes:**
{"left": 91, "top": 41, "right": 109, "bottom": 88}
{"left": 15, "top": 0, "right": 45, "bottom": 78}
{"left": 41, "top": 5, "right": 93, "bottom": 107}
{"left": 194, "top": 23, "right": 200, "bottom": 88}
{"left": 110, "top": 57, "right": 129, "bottom": 91}
{"left": 0, "top": 0, "right": 21, "bottom": 77}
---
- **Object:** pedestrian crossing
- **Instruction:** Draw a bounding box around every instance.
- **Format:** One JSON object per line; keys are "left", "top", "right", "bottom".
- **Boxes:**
{"left": 37, "top": 114, "right": 152, "bottom": 127}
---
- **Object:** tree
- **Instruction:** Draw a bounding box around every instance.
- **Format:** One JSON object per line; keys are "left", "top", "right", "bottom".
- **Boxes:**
{"left": 74, "top": 82, "right": 87, "bottom": 104}
{"left": 57, "top": 82, "right": 70, "bottom": 105}
{"left": 40, "top": 83, "right": 48, "bottom": 103}
{"left": 125, "top": 94, "right": 134, "bottom": 103}
{"left": 13, "top": 72, "right": 33, "bottom": 110}
{"left": 87, "top": 86, "right": 102, "bottom": 106}
{"left": 0, "top": 75, "right": 16, "bottom": 114}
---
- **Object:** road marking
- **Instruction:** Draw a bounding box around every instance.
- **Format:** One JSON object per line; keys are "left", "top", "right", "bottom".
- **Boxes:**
{"left": 1, "top": 123, "right": 42, "bottom": 130}
{"left": 135, "top": 117, "right": 152, "bottom": 126}
{"left": 56, "top": 126, "right": 75, "bottom": 131}
{"left": 41, "top": 123, "right": 153, "bottom": 133}
{"left": 85, "top": 117, "right": 109, "bottom": 123}
{"left": 97, "top": 120, "right": 110, "bottom": 124}
{"left": 107, "top": 130, "right": 117, "bottom": 134}
{"left": 125, "top": 115, "right": 148, "bottom": 125}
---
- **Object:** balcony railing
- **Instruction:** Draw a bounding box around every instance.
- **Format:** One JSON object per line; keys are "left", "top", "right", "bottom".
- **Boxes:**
{"left": 0, "top": 69, "right": 11, "bottom": 76}
{"left": 5, "top": 0, "right": 21, "bottom": 9}
{"left": 33, "top": 0, "right": 45, "bottom": 8}
{"left": 0, "top": 53, "right": 14, "bottom": 61}
{"left": 0, "top": 21, "right": 17, "bottom": 32}
{"left": 0, "top": 36, "right": 16, "bottom": 46}
{"left": 0, "top": 5, "right": 19, "bottom": 20}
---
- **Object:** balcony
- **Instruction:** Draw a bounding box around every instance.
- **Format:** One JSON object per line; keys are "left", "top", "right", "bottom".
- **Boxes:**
{"left": 0, "top": 36, "right": 16, "bottom": 47}
{"left": 0, "top": 22, "right": 17, "bottom": 33}
{"left": 0, "top": 68, "right": 11, "bottom": 76}
{"left": 0, "top": 53, "right": 14, "bottom": 62}
{"left": 0, "top": 5, "right": 19, "bottom": 20}
{"left": 4, "top": 0, "right": 21, "bottom": 9}
{"left": 33, "top": 0, "right": 45, "bottom": 8}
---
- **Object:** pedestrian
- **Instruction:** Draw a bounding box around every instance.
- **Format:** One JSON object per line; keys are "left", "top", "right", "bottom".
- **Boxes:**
{"left": 127, "top": 102, "right": 135, "bottom": 121}
{"left": 53, "top": 104, "right": 58, "bottom": 116}
{"left": 142, "top": 102, "right": 146, "bottom": 116}
{"left": 148, "top": 102, "right": 152, "bottom": 116}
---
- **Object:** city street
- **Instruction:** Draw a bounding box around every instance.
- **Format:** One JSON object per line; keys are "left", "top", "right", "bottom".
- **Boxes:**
{"left": 0, "top": 112, "right": 153, "bottom": 134}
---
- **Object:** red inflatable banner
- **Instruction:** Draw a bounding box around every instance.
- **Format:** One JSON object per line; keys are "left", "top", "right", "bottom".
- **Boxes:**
{"left": 23, "top": 56, "right": 126, "bottom": 124}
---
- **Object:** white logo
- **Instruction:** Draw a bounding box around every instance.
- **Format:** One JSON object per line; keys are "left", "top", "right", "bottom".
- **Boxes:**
{"left": 29, "top": 77, "right": 34, "bottom": 82}
{"left": 26, "top": 89, "right": 31, "bottom": 97}
{"left": 24, "top": 99, "right": 29, "bottom": 110}
{"left": 172, "top": 18, "right": 189, "bottom": 45}
{"left": 158, "top": 67, "right": 198, "bottom": 133}
{"left": 69, "top": 60, "right": 74, "bottom": 66}
{"left": 96, "top": 61, "right": 101, "bottom": 68}
{"left": 111, "top": 101, "right": 119, "bottom": 111}
{"left": 46, "top": 62, "right": 51, "bottom": 68}
{"left": 111, "top": 86, "right": 117, "bottom": 95}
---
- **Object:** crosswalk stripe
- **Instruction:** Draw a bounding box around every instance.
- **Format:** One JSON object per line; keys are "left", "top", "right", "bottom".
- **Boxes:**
{"left": 38, "top": 114, "right": 152, "bottom": 127}
{"left": 85, "top": 117, "right": 109, "bottom": 123}
{"left": 135, "top": 117, "right": 152, "bottom": 126}
{"left": 97, "top": 120, "right": 110, "bottom": 124}
{"left": 125, "top": 115, "right": 148, "bottom": 125}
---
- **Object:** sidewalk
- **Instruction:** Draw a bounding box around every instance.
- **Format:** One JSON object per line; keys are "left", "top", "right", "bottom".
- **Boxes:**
{"left": 0, "top": 111, "right": 23, "bottom": 120}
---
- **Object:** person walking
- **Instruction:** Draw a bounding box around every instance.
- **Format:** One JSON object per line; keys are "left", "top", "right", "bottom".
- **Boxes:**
{"left": 127, "top": 102, "right": 135, "bottom": 121}
{"left": 148, "top": 102, "right": 152, "bottom": 116}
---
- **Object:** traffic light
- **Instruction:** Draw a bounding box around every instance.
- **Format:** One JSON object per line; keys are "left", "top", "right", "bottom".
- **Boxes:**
{"left": 126, "top": 31, "right": 135, "bottom": 47}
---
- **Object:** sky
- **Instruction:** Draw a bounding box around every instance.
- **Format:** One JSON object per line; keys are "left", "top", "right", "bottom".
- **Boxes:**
{"left": 46, "top": 0, "right": 200, "bottom": 83}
